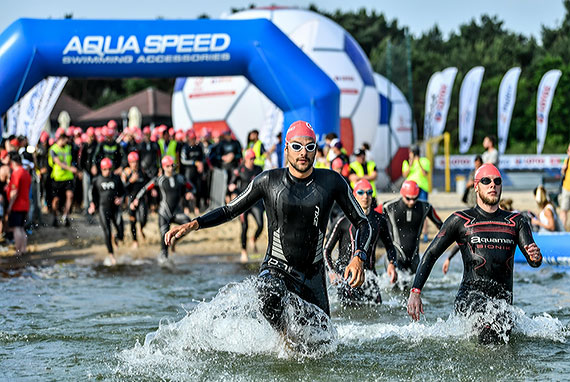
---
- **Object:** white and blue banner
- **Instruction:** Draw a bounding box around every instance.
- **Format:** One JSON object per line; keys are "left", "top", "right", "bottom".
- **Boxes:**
{"left": 458, "top": 66, "right": 485, "bottom": 153}
{"left": 497, "top": 67, "right": 521, "bottom": 154}
{"left": 424, "top": 67, "right": 457, "bottom": 140}
{"left": 536, "top": 69, "right": 562, "bottom": 154}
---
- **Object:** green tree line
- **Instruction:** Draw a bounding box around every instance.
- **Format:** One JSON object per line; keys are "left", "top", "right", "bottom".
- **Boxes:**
{"left": 65, "top": 2, "right": 570, "bottom": 154}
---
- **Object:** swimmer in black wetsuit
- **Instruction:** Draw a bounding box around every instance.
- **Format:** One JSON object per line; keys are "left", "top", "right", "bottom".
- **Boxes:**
{"left": 131, "top": 155, "right": 194, "bottom": 262}
{"left": 122, "top": 151, "right": 149, "bottom": 249}
{"left": 228, "top": 149, "right": 264, "bottom": 263}
{"left": 88, "top": 158, "right": 126, "bottom": 265}
{"left": 383, "top": 180, "right": 443, "bottom": 274}
{"left": 164, "top": 120, "right": 371, "bottom": 332}
{"left": 407, "top": 164, "right": 542, "bottom": 343}
{"left": 324, "top": 179, "right": 397, "bottom": 305}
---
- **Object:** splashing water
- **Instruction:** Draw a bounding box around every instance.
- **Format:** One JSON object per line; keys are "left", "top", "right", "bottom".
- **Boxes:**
{"left": 118, "top": 277, "right": 338, "bottom": 379}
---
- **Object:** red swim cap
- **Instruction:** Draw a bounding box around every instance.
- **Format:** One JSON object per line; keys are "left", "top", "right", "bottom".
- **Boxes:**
{"left": 353, "top": 179, "right": 372, "bottom": 196}
{"left": 331, "top": 157, "right": 344, "bottom": 170}
{"left": 186, "top": 129, "right": 196, "bottom": 139}
{"left": 100, "top": 158, "right": 113, "bottom": 169}
{"left": 86, "top": 127, "right": 95, "bottom": 137}
{"left": 285, "top": 120, "right": 316, "bottom": 143}
{"left": 55, "top": 127, "right": 67, "bottom": 139}
{"left": 161, "top": 155, "right": 174, "bottom": 167}
{"left": 474, "top": 163, "right": 501, "bottom": 187}
{"left": 245, "top": 149, "right": 256, "bottom": 160}
{"left": 142, "top": 126, "right": 151, "bottom": 135}
{"left": 39, "top": 131, "right": 49, "bottom": 143}
{"left": 175, "top": 130, "right": 185, "bottom": 141}
{"left": 400, "top": 180, "right": 420, "bottom": 199}
{"left": 128, "top": 151, "right": 139, "bottom": 162}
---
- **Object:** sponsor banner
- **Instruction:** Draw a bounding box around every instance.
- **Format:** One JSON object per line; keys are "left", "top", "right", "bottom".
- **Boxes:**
{"left": 536, "top": 69, "right": 562, "bottom": 154}
{"left": 6, "top": 77, "right": 67, "bottom": 145}
{"left": 497, "top": 67, "right": 521, "bottom": 154}
{"left": 435, "top": 154, "right": 566, "bottom": 170}
{"left": 458, "top": 66, "right": 485, "bottom": 153}
{"left": 430, "top": 67, "right": 457, "bottom": 138}
{"left": 423, "top": 70, "right": 441, "bottom": 140}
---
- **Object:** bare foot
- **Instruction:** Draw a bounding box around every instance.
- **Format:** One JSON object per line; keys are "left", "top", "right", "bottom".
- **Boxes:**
{"left": 131, "top": 241, "right": 139, "bottom": 249}
{"left": 240, "top": 250, "right": 249, "bottom": 263}
{"left": 250, "top": 237, "right": 258, "bottom": 252}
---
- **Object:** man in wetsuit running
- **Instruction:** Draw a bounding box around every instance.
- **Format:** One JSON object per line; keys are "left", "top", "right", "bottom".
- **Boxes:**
{"left": 131, "top": 155, "right": 194, "bottom": 262}
{"left": 228, "top": 149, "right": 264, "bottom": 263}
{"left": 324, "top": 179, "right": 397, "bottom": 304}
{"left": 122, "top": 151, "right": 148, "bottom": 249}
{"left": 407, "top": 164, "right": 542, "bottom": 343}
{"left": 383, "top": 180, "right": 443, "bottom": 274}
{"left": 89, "top": 158, "right": 126, "bottom": 265}
{"left": 164, "top": 120, "right": 371, "bottom": 332}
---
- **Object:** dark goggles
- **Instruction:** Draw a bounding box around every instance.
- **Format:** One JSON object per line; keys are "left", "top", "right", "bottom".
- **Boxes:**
{"left": 356, "top": 189, "right": 373, "bottom": 196}
{"left": 404, "top": 195, "right": 418, "bottom": 201}
{"left": 288, "top": 142, "right": 317, "bottom": 152}
{"left": 478, "top": 177, "right": 502, "bottom": 186}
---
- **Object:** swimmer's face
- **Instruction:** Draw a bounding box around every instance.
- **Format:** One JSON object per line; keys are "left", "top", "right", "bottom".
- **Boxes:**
{"left": 476, "top": 175, "right": 502, "bottom": 206}
{"left": 402, "top": 195, "right": 418, "bottom": 208}
{"left": 285, "top": 136, "right": 316, "bottom": 174}
{"left": 128, "top": 160, "right": 138, "bottom": 170}
{"left": 163, "top": 163, "right": 174, "bottom": 176}
{"left": 101, "top": 167, "right": 111, "bottom": 176}
{"left": 354, "top": 187, "right": 373, "bottom": 210}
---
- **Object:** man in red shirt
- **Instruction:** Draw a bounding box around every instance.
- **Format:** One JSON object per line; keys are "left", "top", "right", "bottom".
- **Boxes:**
{"left": 7, "top": 152, "right": 32, "bottom": 256}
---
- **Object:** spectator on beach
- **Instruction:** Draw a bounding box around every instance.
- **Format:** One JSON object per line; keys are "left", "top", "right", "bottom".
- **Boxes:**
{"left": 482, "top": 135, "right": 499, "bottom": 167}
{"left": 461, "top": 155, "right": 483, "bottom": 207}
{"left": 402, "top": 145, "right": 431, "bottom": 242}
{"left": 49, "top": 129, "right": 78, "bottom": 227}
{"left": 6, "top": 152, "right": 32, "bottom": 256}
{"left": 559, "top": 143, "right": 570, "bottom": 230}
{"left": 531, "top": 185, "right": 563, "bottom": 232}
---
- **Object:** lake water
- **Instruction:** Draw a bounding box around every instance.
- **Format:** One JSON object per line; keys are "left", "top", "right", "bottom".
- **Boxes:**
{"left": 1, "top": 256, "right": 569, "bottom": 381}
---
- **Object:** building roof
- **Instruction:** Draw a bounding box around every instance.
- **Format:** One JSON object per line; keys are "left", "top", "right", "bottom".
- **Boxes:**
{"left": 50, "top": 93, "right": 93, "bottom": 123}
{"left": 78, "top": 87, "right": 172, "bottom": 123}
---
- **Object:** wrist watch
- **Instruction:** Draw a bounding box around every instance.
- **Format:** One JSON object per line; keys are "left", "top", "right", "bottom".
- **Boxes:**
{"left": 353, "top": 250, "right": 367, "bottom": 262}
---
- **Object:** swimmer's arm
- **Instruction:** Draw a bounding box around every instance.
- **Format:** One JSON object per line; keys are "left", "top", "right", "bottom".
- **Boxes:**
{"left": 427, "top": 205, "right": 444, "bottom": 229}
{"left": 517, "top": 216, "right": 542, "bottom": 267}
{"left": 324, "top": 217, "right": 344, "bottom": 272}
{"left": 378, "top": 214, "right": 397, "bottom": 265}
{"left": 412, "top": 215, "right": 459, "bottom": 291}
{"left": 195, "top": 172, "right": 266, "bottom": 230}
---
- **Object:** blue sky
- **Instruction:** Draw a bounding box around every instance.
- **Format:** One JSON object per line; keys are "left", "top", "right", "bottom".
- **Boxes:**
{"left": 1, "top": 0, "right": 566, "bottom": 41}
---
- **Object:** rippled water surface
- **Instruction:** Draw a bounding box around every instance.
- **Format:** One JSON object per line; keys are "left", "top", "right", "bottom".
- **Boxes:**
{"left": 1, "top": 257, "right": 569, "bottom": 381}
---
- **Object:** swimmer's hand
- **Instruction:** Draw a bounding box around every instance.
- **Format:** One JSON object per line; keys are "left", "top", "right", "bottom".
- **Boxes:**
{"left": 407, "top": 290, "right": 424, "bottom": 321}
{"left": 344, "top": 256, "right": 364, "bottom": 288}
{"left": 328, "top": 272, "right": 342, "bottom": 285}
{"left": 524, "top": 243, "right": 542, "bottom": 265}
{"left": 164, "top": 220, "right": 199, "bottom": 246}
{"left": 387, "top": 262, "right": 398, "bottom": 284}
{"left": 442, "top": 258, "right": 451, "bottom": 274}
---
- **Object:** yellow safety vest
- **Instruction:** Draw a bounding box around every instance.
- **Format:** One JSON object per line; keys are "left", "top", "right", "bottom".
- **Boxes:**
{"left": 48, "top": 144, "right": 74, "bottom": 181}
{"left": 349, "top": 160, "right": 377, "bottom": 197}
{"left": 402, "top": 157, "right": 430, "bottom": 192}
{"left": 247, "top": 140, "right": 266, "bottom": 168}
{"left": 159, "top": 139, "right": 178, "bottom": 166}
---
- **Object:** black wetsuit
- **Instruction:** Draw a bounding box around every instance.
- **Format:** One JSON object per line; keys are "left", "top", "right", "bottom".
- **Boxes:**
{"left": 137, "top": 140, "right": 161, "bottom": 179}
{"left": 195, "top": 168, "right": 371, "bottom": 329}
{"left": 229, "top": 163, "right": 264, "bottom": 250}
{"left": 412, "top": 206, "right": 541, "bottom": 343}
{"left": 123, "top": 167, "right": 148, "bottom": 242}
{"left": 136, "top": 174, "right": 193, "bottom": 258}
{"left": 90, "top": 174, "right": 126, "bottom": 254}
{"left": 180, "top": 142, "right": 206, "bottom": 210}
{"left": 383, "top": 198, "right": 443, "bottom": 273}
{"left": 325, "top": 210, "right": 397, "bottom": 304}
{"left": 92, "top": 140, "right": 126, "bottom": 173}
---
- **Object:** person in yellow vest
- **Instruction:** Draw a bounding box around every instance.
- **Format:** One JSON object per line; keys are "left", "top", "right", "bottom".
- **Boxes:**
{"left": 314, "top": 146, "right": 329, "bottom": 169}
{"left": 349, "top": 149, "right": 378, "bottom": 197}
{"left": 559, "top": 143, "right": 570, "bottom": 230}
{"left": 158, "top": 128, "right": 179, "bottom": 170}
{"left": 245, "top": 129, "right": 267, "bottom": 169}
{"left": 401, "top": 145, "right": 431, "bottom": 241}
{"left": 48, "top": 129, "right": 78, "bottom": 227}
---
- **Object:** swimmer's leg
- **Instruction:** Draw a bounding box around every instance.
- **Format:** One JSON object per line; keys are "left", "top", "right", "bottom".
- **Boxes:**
{"left": 257, "top": 270, "right": 288, "bottom": 331}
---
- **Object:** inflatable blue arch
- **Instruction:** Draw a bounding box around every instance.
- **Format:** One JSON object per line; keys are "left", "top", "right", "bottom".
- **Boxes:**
{"left": 0, "top": 18, "right": 340, "bottom": 140}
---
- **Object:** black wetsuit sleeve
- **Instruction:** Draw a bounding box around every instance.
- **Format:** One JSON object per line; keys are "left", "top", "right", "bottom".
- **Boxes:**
{"left": 516, "top": 215, "right": 542, "bottom": 267}
{"left": 447, "top": 244, "right": 460, "bottom": 260}
{"left": 377, "top": 214, "right": 397, "bottom": 264}
{"left": 134, "top": 177, "right": 157, "bottom": 201}
{"left": 427, "top": 205, "right": 443, "bottom": 229}
{"left": 412, "top": 214, "right": 460, "bottom": 290}
{"left": 196, "top": 171, "right": 266, "bottom": 229}
{"left": 324, "top": 216, "right": 345, "bottom": 272}
{"left": 115, "top": 175, "right": 126, "bottom": 198}
{"left": 91, "top": 177, "right": 100, "bottom": 209}
{"left": 332, "top": 172, "right": 372, "bottom": 256}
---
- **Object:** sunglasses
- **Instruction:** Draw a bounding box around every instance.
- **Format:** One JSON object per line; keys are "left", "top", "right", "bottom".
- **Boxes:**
{"left": 404, "top": 195, "right": 418, "bottom": 201}
{"left": 356, "top": 189, "right": 373, "bottom": 196}
{"left": 479, "top": 177, "right": 502, "bottom": 186}
{"left": 288, "top": 142, "right": 317, "bottom": 152}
